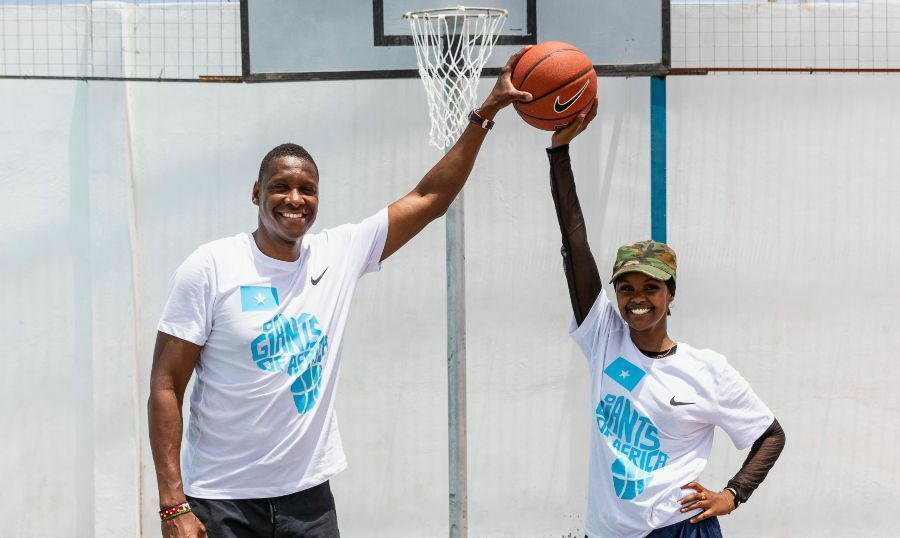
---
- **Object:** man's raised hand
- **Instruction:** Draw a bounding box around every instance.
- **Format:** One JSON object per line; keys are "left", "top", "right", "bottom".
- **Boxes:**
{"left": 479, "top": 46, "right": 534, "bottom": 117}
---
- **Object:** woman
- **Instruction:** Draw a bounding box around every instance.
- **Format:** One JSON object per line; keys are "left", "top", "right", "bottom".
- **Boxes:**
{"left": 548, "top": 97, "right": 785, "bottom": 538}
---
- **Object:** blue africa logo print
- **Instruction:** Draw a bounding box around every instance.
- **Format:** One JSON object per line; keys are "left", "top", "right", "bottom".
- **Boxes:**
{"left": 596, "top": 389, "right": 670, "bottom": 501}
{"left": 250, "top": 313, "right": 329, "bottom": 414}
{"left": 611, "top": 455, "right": 653, "bottom": 500}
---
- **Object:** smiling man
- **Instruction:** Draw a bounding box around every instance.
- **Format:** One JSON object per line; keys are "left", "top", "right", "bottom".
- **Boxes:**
{"left": 147, "top": 49, "right": 532, "bottom": 538}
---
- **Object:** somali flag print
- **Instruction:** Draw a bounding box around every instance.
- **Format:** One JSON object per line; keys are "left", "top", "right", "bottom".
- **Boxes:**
{"left": 603, "top": 357, "right": 646, "bottom": 392}
{"left": 240, "top": 286, "right": 279, "bottom": 312}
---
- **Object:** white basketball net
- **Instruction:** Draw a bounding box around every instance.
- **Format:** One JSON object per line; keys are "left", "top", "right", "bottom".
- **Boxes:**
{"left": 405, "top": 7, "right": 507, "bottom": 150}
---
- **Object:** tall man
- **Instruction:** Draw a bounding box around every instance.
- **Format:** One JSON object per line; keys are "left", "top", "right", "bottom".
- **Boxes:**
{"left": 148, "top": 50, "right": 532, "bottom": 538}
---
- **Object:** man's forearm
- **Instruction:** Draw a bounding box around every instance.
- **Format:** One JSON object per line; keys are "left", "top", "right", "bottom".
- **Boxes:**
{"left": 410, "top": 113, "right": 494, "bottom": 220}
{"left": 148, "top": 388, "right": 188, "bottom": 507}
{"left": 548, "top": 144, "right": 601, "bottom": 325}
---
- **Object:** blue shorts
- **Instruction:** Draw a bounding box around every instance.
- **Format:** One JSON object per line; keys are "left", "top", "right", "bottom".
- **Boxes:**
{"left": 585, "top": 517, "right": 722, "bottom": 538}
{"left": 186, "top": 480, "right": 339, "bottom": 538}
{"left": 647, "top": 516, "right": 722, "bottom": 538}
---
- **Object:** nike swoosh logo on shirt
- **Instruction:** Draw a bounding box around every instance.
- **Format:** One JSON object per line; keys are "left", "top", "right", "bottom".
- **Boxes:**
{"left": 311, "top": 267, "right": 328, "bottom": 285}
{"left": 670, "top": 397, "right": 695, "bottom": 406}
{"left": 553, "top": 79, "right": 591, "bottom": 114}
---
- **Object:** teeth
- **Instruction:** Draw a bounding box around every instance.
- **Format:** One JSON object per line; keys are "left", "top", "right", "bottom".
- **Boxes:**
{"left": 630, "top": 308, "right": 650, "bottom": 315}
{"left": 281, "top": 212, "right": 304, "bottom": 219}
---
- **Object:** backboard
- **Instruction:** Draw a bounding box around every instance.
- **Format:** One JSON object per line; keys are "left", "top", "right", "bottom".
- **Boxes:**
{"left": 241, "top": 0, "right": 670, "bottom": 80}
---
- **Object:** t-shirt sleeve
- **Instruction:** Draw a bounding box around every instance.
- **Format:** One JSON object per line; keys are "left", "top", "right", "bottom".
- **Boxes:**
{"left": 712, "top": 360, "right": 775, "bottom": 450}
{"left": 157, "top": 248, "right": 215, "bottom": 346}
{"left": 568, "top": 289, "right": 623, "bottom": 365}
{"left": 348, "top": 207, "right": 389, "bottom": 277}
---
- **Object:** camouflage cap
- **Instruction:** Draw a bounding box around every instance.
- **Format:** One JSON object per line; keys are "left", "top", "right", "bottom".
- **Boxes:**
{"left": 610, "top": 240, "right": 677, "bottom": 283}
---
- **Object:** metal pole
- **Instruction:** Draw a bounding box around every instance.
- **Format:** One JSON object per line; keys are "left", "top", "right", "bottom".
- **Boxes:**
{"left": 441, "top": 21, "right": 467, "bottom": 538}
{"left": 446, "top": 193, "right": 467, "bottom": 538}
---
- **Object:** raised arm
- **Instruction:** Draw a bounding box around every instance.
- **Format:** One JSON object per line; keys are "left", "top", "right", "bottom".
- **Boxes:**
{"left": 148, "top": 332, "right": 207, "bottom": 537}
{"left": 381, "top": 48, "right": 533, "bottom": 261}
{"left": 547, "top": 97, "right": 602, "bottom": 325}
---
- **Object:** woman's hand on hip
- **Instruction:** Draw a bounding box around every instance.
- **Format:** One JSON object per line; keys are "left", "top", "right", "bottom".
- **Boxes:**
{"left": 678, "top": 481, "right": 737, "bottom": 524}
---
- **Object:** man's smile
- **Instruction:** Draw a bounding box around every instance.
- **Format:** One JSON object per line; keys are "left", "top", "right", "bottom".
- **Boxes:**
{"left": 277, "top": 209, "right": 308, "bottom": 221}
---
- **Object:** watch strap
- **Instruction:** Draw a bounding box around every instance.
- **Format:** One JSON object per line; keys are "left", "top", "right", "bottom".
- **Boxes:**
{"left": 468, "top": 109, "right": 495, "bottom": 130}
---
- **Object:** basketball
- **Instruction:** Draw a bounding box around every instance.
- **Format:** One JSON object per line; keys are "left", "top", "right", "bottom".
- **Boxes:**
{"left": 512, "top": 41, "right": 598, "bottom": 131}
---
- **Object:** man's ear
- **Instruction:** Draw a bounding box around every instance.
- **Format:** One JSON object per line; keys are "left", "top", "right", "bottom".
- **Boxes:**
{"left": 252, "top": 180, "right": 260, "bottom": 206}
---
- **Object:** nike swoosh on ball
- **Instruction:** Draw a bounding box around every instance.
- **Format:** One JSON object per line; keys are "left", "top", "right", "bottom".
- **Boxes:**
{"left": 554, "top": 79, "right": 590, "bottom": 113}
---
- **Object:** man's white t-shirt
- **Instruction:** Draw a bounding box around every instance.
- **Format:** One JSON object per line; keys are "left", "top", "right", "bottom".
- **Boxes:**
{"left": 570, "top": 290, "right": 773, "bottom": 538}
{"left": 158, "top": 208, "right": 388, "bottom": 499}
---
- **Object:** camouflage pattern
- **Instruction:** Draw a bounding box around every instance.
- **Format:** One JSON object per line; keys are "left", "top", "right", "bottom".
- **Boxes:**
{"left": 609, "top": 240, "right": 677, "bottom": 283}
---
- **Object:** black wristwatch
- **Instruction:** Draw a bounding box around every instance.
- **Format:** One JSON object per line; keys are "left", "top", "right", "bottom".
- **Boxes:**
{"left": 468, "top": 109, "right": 495, "bottom": 130}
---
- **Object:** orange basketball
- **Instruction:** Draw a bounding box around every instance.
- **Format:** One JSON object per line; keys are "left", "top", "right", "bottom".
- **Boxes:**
{"left": 512, "top": 41, "right": 597, "bottom": 131}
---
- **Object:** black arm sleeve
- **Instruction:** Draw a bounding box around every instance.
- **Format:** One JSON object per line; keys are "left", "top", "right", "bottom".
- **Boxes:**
{"left": 726, "top": 417, "right": 786, "bottom": 505}
{"left": 547, "top": 145, "right": 602, "bottom": 326}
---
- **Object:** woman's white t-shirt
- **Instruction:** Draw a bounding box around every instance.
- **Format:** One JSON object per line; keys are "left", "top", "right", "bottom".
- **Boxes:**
{"left": 570, "top": 289, "right": 773, "bottom": 538}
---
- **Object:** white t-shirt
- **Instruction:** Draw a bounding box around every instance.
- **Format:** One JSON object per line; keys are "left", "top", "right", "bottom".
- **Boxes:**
{"left": 158, "top": 208, "right": 389, "bottom": 499}
{"left": 570, "top": 290, "right": 773, "bottom": 538}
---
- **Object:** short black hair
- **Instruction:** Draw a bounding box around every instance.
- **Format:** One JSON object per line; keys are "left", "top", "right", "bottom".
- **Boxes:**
{"left": 257, "top": 143, "right": 319, "bottom": 184}
{"left": 665, "top": 278, "right": 676, "bottom": 296}
{"left": 665, "top": 279, "right": 675, "bottom": 316}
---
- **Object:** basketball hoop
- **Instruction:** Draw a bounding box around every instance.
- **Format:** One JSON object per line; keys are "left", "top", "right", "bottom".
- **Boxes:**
{"left": 404, "top": 6, "right": 507, "bottom": 150}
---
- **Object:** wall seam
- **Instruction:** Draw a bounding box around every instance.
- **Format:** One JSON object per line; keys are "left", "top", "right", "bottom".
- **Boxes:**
{"left": 123, "top": 78, "right": 144, "bottom": 536}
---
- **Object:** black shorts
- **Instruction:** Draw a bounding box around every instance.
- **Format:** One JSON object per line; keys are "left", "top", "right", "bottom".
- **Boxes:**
{"left": 187, "top": 481, "right": 339, "bottom": 538}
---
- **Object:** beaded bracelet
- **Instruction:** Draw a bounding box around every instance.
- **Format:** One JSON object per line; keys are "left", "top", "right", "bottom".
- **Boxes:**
{"left": 159, "top": 502, "right": 192, "bottom": 522}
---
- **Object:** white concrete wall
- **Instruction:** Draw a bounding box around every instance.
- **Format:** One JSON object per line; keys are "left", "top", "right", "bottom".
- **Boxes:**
{"left": 0, "top": 73, "right": 897, "bottom": 537}
{"left": 667, "top": 75, "right": 900, "bottom": 537}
